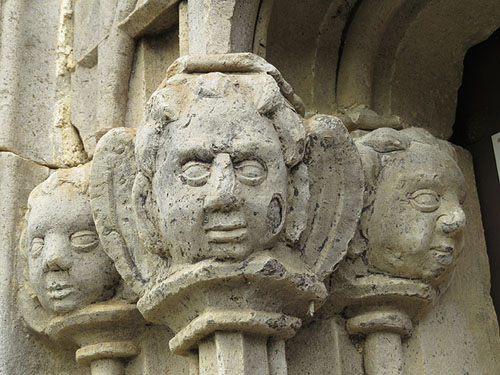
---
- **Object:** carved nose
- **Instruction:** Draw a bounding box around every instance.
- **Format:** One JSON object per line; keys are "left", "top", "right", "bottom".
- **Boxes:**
{"left": 42, "top": 234, "right": 72, "bottom": 272}
{"left": 438, "top": 207, "right": 466, "bottom": 235}
{"left": 204, "top": 153, "right": 238, "bottom": 211}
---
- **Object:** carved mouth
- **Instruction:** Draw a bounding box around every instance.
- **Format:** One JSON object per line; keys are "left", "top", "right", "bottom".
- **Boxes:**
{"left": 430, "top": 243, "right": 456, "bottom": 266}
{"left": 205, "top": 223, "right": 247, "bottom": 243}
{"left": 431, "top": 245, "right": 455, "bottom": 254}
{"left": 47, "top": 284, "right": 74, "bottom": 300}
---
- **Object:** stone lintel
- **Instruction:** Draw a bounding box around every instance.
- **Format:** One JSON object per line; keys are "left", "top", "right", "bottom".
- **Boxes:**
{"left": 119, "top": 0, "right": 179, "bottom": 38}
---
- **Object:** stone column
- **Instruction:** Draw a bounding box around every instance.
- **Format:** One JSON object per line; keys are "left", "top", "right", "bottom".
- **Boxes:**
{"left": 46, "top": 303, "right": 144, "bottom": 375}
{"left": 331, "top": 127, "right": 468, "bottom": 375}
{"left": 186, "top": 0, "right": 261, "bottom": 55}
{"left": 0, "top": 153, "right": 49, "bottom": 374}
{"left": 96, "top": 0, "right": 137, "bottom": 144}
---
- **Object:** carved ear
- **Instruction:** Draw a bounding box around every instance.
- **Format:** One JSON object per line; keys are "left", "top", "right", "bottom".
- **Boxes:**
{"left": 90, "top": 127, "right": 168, "bottom": 297}
{"left": 132, "top": 172, "right": 165, "bottom": 256}
{"left": 18, "top": 221, "right": 28, "bottom": 260}
{"left": 284, "top": 163, "right": 309, "bottom": 244}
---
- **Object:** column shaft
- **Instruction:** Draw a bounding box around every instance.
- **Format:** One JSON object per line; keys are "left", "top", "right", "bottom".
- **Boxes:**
{"left": 90, "top": 358, "right": 125, "bottom": 375}
{"left": 199, "top": 332, "right": 269, "bottom": 375}
{"left": 364, "top": 332, "right": 404, "bottom": 375}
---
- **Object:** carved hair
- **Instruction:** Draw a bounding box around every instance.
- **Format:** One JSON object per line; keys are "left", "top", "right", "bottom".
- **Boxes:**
{"left": 349, "top": 127, "right": 458, "bottom": 257}
{"left": 135, "top": 72, "right": 306, "bottom": 180}
{"left": 133, "top": 71, "right": 307, "bottom": 254}
{"left": 357, "top": 128, "right": 456, "bottom": 203}
{"left": 27, "top": 163, "right": 91, "bottom": 210}
{"left": 21, "top": 163, "right": 92, "bottom": 258}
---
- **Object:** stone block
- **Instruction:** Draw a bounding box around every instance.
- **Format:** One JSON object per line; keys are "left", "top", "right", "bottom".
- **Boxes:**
{"left": 125, "top": 29, "right": 180, "bottom": 129}
{"left": 403, "top": 146, "right": 500, "bottom": 374}
{"left": 0, "top": 0, "right": 59, "bottom": 165}
{"left": 286, "top": 317, "right": 363, "bottom": 375}
{"left": 71, "top": 64, "right": 99, "bottom": 157}
{"left": 73, "top": 0, "right": 100, "bottom": 63}
{"left": 0, "top": 152, "right": 86, "bottom": 375}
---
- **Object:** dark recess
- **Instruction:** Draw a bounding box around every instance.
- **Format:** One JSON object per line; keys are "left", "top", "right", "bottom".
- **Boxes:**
{"left": 451, "top": 26, "right": 500, "bottom": 322}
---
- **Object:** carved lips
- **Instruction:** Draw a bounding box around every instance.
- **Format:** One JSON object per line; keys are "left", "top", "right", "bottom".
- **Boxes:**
{"left": 46, "top": 284, "right": 74, "bottom": 300}
{"left": 205, "top": 221, "right": 247, "bottom": 243}
{"left": 430, "top": 238, "right": 460, "bottom": 266}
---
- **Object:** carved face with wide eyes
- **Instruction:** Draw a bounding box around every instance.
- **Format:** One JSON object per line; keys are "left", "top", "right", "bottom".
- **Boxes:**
{"left": 27, "top": 188, "right": 119, "bottom": 313}
{"left": 366, "top": 143, "right": 466, "bottom": 285}
{"left": 153, "top": 104, "right": 288, "bottom": 265}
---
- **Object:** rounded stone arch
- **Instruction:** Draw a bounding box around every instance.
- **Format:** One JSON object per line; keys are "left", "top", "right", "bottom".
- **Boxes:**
{"left": 336, "top": 0, "right": 500, "bottom": 139}
{"left": 255, "top": 0, "right": 357, "bottom": 115}
{"left": 258, "top": 0, "right": 500, "bottom": 139}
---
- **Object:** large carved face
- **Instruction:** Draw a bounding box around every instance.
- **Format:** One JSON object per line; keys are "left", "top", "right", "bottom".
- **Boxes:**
{"left": 27, "top": 170, "right": 119, "bottom": 314}
{"left": 366, "top": 143, "right": 466, "bottom": 285}
{"left": 153, "top": 102, "right": 288, "bottom": 264}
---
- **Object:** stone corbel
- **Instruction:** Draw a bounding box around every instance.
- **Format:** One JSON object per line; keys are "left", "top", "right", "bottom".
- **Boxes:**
{"left": 329, "top": 127, "right": 467, "bottom": 375}
{"left": 18, "top": 164, "right": 145, "bottom": 375}
{"left": 46, "top": 302, "right": 143, "bottom": 375}
{"left": 332, "top": 273, "right": 436, "bottom": 375}
{"left": 90, "top": 53, "right": 364, "bottom": 374}
{"left": 19, "top": 291, "right": 145, "bottom": 375}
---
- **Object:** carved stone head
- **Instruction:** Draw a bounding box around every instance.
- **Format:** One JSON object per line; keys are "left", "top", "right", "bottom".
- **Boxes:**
{"left": 25, "top": 164, "right": 120, "bottom": 314}
{"left": 355, "top": 128, "right": 466, "bottom": 286}
{"left": 133, "top": 71, "right": 307, "bottom": 266}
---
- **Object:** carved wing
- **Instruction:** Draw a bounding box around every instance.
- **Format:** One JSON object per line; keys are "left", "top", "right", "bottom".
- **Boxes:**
{"left": 300, "top": 115, "right": 364, "bottom": 279}
{"left": 90, "top": 128, "right": 168, "bottom": 296}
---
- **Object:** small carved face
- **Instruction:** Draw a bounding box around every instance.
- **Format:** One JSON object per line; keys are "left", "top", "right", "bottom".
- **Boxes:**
{"left": 153, "top": 103, "right": 288, "bottom": 264}
{"left": 366, "top": 143, "right": 466, "bottom": 285}
{"left": 27, "top": 188, "right": 118, "bottom": 314}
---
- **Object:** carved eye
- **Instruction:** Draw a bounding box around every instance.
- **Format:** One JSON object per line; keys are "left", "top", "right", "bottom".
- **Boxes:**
{"left": 70, "top": 231, "right": 99, "bottom": 252}
{"left": 181, "top": 161, "right": 211, "bottom": 186}
{"left": 30, "top": 237, "right": 44, "bottom": 259}
{"left": 234, "top": 160, "right": 267, "bottom": 186}
{"left": 410, "top": 189, "right": 441, "bottom": 212}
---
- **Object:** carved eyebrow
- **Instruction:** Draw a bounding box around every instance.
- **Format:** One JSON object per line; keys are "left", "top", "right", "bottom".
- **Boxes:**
{"left": 176, "top": 143, "right": 215, "bottom": 165}
{"left": 231, "top": 140, "right": 279, "bottom": 158}
{"left": 27, "top": 215, "right": 49, "bottom": 238}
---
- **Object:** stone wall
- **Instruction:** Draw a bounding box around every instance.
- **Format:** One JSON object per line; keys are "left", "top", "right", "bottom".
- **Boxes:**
{"left": 1, "top": 1, "right": 499, "bottom": 374}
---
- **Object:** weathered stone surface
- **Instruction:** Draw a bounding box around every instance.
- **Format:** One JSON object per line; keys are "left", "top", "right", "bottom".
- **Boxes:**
{"left": 325, "top": 128, "right": 469, "bottom": 375}
{"left": 286, "top": 317, "right": 363, "bottom": 375}
{"left": 73, "top": 0, "right": 100, "bottom": 64}
{"left": 90, "top": 128, "right": 167, "bottom": 296}
{"left": 17, "top": 164, "right": 147, "bottom": 374}
{"left": 264, "top": 0, "right": 358, "bottom": 115}
{"left": 119, "top": 0, "right": 179, "bottom": 38}
{"left": 71, "top": 0, "right": 137, "bottom": 159}
{"left": 90, "top": 53, "right": 363, "bottom": 373}
{"left": 21, "top": 164, "right": 120, "bottom": 315}
{"left": 2, "top": 2, "right": 500, "bottom": 374}
{"left": 402, "top": 146, "right": 500, "bottom": 374}
{"left": 336, "top": 0, "right": 500, "bottom": 139}
{"left": 0, "top": 0, "right": 60, "bottom": 165}
{"left": 125, "top": 29, "right": 180, "bottom": 130}
{"left": 0, "top": 152, "right": 68, "bottom": 375}
{"left": 354, "top": 128, "right": 466, "bottom": 286}
{"left": 187, "top": 0, "right": 261, "bottom": 55}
